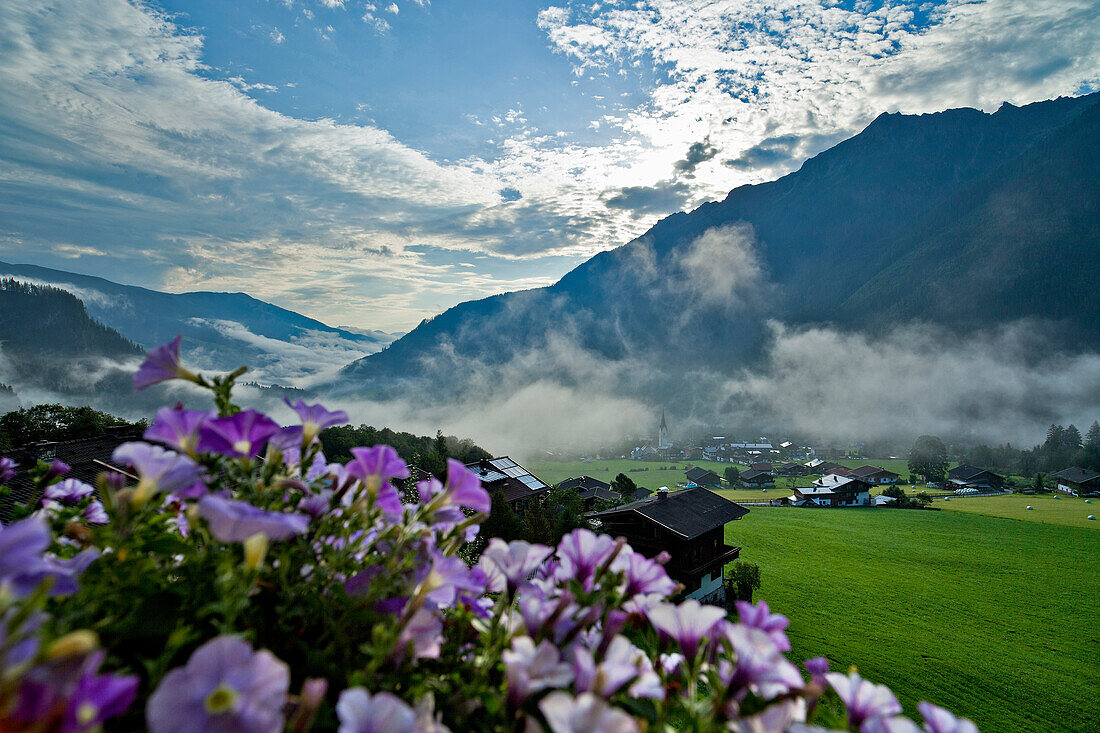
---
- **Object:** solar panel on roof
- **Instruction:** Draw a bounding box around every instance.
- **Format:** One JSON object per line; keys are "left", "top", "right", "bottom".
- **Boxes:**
{"left": 519, "top": 475, "right": 546, "bottom": 490}
{"left": 503, "top": 466, "right": 526, "bottom": 478}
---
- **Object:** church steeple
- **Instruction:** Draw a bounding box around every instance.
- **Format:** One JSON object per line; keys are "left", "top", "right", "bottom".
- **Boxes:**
{"left": 658, "top": 409, "right": 669, "bottom": 449}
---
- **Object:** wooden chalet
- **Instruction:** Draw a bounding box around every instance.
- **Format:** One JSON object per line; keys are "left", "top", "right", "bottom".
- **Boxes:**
{"left": 812, "top": 461, "right": 850, "bottom": 476}
{"left": 465, "top": 457, "right": 552, "bottom": 510}
{"left": 776, "top": 462, "right": 809, "bottom": 476}
{"left": 1050, "top": 467, "right": 1100, "bottom": 497}
{"left": 0, "top": 430, "right": 137, "bottom": 523}
{"left": 589, "top": 487, "right": 748, "bottom": 604}
{"left": 558, "top": 475, "right": 621, "bottom": 509}
{"left": 790, "top": 474, "right": 873, "bottom": 507}
{"left": 685, "top": 466, "right": 722, "bottom": 489}
{"left": 848, "top": 465, "right": 899, "bottom": 484}
{"left": 749, "top": 461, "right": 774, "bottom": 473}
{"left": 946, "top": 465, "right": 1004, "bottom": 491}
{"left": 739, "top": 469, "right": 774, "bottom": 488}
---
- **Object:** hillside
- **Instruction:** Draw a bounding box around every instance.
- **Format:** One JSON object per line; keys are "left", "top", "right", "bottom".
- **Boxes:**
{"left": 0, "top": 261, "right": 397, "bottom": 385}
{"left": 336, "top": 92, "right": 1100, "bottom": 407}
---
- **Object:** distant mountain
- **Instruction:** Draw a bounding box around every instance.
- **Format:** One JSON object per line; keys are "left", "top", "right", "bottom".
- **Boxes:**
{"left": 336, "top": 92, "right": 1100, "bottom": 408}
{"left": 0, "top": 262, "right": 397, "bottom": 386}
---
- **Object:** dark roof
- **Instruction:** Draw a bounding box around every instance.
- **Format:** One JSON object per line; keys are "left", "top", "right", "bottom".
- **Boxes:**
{"left": 849, "top": 465, "right": 898, "bottom": 478}
{"left": 947, "top": 464, "right": 1001, "bottom": 481}
{"left": 590, "top": 487, "right": 748, "bottom": 540}
{"left": 815, "top": 461, "right": 846, "bottom": 474}
{"left": 465, "top": 456, "right": 552, "bottom": 504}
{"left": 739, "top": 469, "right": 773, "bottom": 481}
{"left": 750, "top": 462, "right": 773, "bottom": 471}
{"left": 1, "top": 433, "right": 136, "bottom": 523}
{"left": 559, "top": 476, "right": 612, "bottom": 492}
{"left": 685, "top": 466, "right": 720, "bottom": 483}
{"left": 1050, "top": 467, "right": 1100, "bottom": 484}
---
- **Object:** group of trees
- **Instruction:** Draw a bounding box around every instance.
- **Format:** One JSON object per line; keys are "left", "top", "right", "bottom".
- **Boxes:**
{"left": 907, "top": 435, "right": 949, "bottom": 482}
{"left": 0, "top": 404, "right": 141, "bottom": 452}
{"left": 957, "top": 421, "right": 1100, "bottom": 478}
{"left": 319, "top": 424, "right": 491, "bottom": 480}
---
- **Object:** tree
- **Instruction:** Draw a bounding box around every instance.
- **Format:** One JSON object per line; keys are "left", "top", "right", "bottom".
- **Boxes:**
{"left": 1086, "top": 421, "right": 1100, "bottom": 448}
{"left": 725, "top": 562, "right": 761, "bottom": 604}
{"left": 611, "top": 473, "right": 637, "bottom": 498}
{"left": 908, "top": 435, "right": 948, "bottom": 482}
{"left": 724, "top": 466, "right": 739, "bottom": 486}
{"left": 478, "top": 489, "right": 523, "bottom": 545}
{"left": 1064, "top": 425, "right": 1083, "bottom": 450}
{"left": 1033, "top": 473, "right": 1045, "bottom": 492}
{"left": 0, "top": 404, "right": 136, "bottom": 449}
{"left": 520, "top": 499, "right": 554, "bottom": 545}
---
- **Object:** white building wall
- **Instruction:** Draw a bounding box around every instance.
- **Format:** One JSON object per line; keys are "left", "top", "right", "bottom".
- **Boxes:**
{"left": 685, "top": 571, "right": 724, "bottom": 601}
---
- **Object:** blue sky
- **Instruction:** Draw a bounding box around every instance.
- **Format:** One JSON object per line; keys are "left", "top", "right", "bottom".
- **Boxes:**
{"left": 1, "top": 0, "right": 1097, "bottom": 330}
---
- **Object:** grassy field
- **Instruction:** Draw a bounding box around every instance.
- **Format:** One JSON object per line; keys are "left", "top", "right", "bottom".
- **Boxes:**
{"left": 935, "top": 491, "right": 1098, "bottom": 529}
{"left": 525, "top": 458, "right": 748, "bottom": 492}
{"left": 727, "top": 508, "right": 1099, "bottom": 733}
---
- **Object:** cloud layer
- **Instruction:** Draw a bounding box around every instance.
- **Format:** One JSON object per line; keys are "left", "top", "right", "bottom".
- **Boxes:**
{"left": 0, "top": 1, "right": 1096, "bottom": 331}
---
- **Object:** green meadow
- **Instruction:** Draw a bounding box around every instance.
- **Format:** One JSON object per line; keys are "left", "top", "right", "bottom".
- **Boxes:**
{"left": 935, "top": 491, "right": 1099, "bottom": 529}
{"left": 726, "top": 507, "right": 1100, "bottom": 733}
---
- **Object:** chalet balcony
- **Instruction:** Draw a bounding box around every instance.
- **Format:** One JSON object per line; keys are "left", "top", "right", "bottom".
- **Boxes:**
{"left": 686, "top": 544, "right": 741, "bottom": 576}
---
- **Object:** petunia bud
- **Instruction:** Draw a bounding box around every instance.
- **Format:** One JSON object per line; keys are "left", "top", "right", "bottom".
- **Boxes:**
{"left": 244, "top": 533, "right": 269, "bottom": 571}
{"left": 46, "top": 629, "right": 99, "bottom": 659}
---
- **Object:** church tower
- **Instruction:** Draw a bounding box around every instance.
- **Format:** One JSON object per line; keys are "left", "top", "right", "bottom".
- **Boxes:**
{"left": 658, "top": 409, "right": 670, "bottom": 449}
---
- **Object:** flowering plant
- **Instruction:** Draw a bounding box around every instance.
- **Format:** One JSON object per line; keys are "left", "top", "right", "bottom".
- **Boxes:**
{"left": 0, "top": 339, "right": 981, "bottom": 732}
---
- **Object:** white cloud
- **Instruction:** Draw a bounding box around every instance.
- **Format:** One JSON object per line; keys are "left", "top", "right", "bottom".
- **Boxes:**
{"left": 384, "top": 3, "right": 399, "bottom": 15}
{"left": 270, "top": 27, "right": 285, "bottom": 44}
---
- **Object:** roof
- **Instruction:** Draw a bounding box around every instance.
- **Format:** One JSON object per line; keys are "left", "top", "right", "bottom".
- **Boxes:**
{"left": 947, "top": 464, "right": 1002, "bottom": 481}
{"left": 1, "top": 433, "right": 137, "bottom": 523}
{"left": 558, "top": 475, "right": 612, "bottom": 492}
{"left": 750, "top": 462, "right": 773, "bottom": 471}
{"left": 685, "top": 467, "right": 720, "bottom": 483}
{"left": 739, "top": 469, "right": 773, "bottom": 481}
{"left": 849, "top": 465, "right": 898, "bottom": 478}
{"left": 811, "top": 473, "right": 872, "bottom": 491}
{"left": 1050, "top": 467, "right": 1100, "bottom": 484}
{"left": 590, "top": 486, "right": 748, "bottom": 540}
{"left": 465, "top": 456, "right": 551, "bottom": 504}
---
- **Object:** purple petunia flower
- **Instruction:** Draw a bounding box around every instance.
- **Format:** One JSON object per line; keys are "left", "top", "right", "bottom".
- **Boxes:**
{"left": 299, "top": 490, "right": 332, "bottom": 519}
{"left": 538, "top": 691, "right": 638, "bottom": 733}
{"left": 613, "top": 549, "right": 678, "bottom": 599}
{"left": 863, "top": 717, "right": 922, "bottom": 733}
{"left": 440, "top": 459, "right": 490, "bottom": 513}
{"left": 735, "top": 600, "right": 791, "bottom": 651}
{"left": 478, "top": 538, "right": 553, "bottom": 595}
{"left": 804, "top": 657, "right": 830, "bottom": 677}
{"left": 646, "top": 599, "right": 726, "bottom": 660}
{"left": 113, "top": 442, "right": 207, "bottom": 503}
{"left": 0, "top": 455, "right": 16, "bottom": 483}
{"left": 826, "top": 671, "right": 903, "bottom": 729}
{"left": 919, "top": 702, "right": 981, "bottom": 733}
{"left": 719, "top": 625, "right": 804, "bottom": 701}
{"left": 44, "top": 478, "right": 95, "bottom": 505}
{"left": 198, "top": 496, "right": 309, "bottom": 542}
{"left": 336, "top": 688, "right": 420, "bottom": 733}
{"left": 503, "top": 637, "right": 573, "bottom": 707}
{"left": 8, "top": 548, "right": 100, "bottom": 598}
{"left": 198, "top": 410, "right": 281, "bottom": 459}
{"left": 133, "top": 336, "right": 191, "bottom": 391}
{"left": 573, "top": 635, "right": 662, "bottom": 700}
{"left": 144, "top": 407, "right": 213, "bottom": 454}
{"left": 44, "top": 460, "right": 71, "bottom": 482}
{"left": 554, "top": 529, "right": 620, "bottom": 590}
{"left": 345, "top": 445, "right": 407, "bottom": 518}
{"left": 285, "top": 399, "right": 348, "bottom": 444}
{"left": 82, "top": 500, "right": 109, "bottom": 525}
{"left": 0, "top": 515, "right": 50, "bottom": 587}
{"left": 63, "top": 665, "right": 140, "bottom": 733}
{"left": 415, "top": 553, "right": 486, "bottom": 608}
{"left": 146, "top": 636, "right": 290, "bottom": 733}
{"left": 391, "top": 607, "right": 442, "bottom": 664}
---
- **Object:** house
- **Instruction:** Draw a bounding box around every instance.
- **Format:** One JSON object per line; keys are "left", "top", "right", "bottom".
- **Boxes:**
{"left": 739, "top": 469, "right": 774, "bottom": 488}
{"left": 1, "top": 430, "right": 137, "bottom": 523}
{"left": 776, "top": 462, "right": 809, "bottom": 477}
{"left": 749, "top": 461, "right": 774, "bottom": 474}
{"left": 1050, "top": 467, "right": 1100, "bottom": 497}
{"left": 946, "top": 465, "right": 1004, "bottom": 492}
{"left": 685, "top": 466, "right": 722, "bottom": 489}
{"left": 811, "top": 461, "right": 849, "bottom": 476}
{"left": 872, "top": 494, "right": 897, "bottom": 506}
{"left": 848, "top": 465, "right": 900, "bottom": 484}
{"left": 465, "top": 456, "right": 553, "bottom": 511}
{"left": 790, "top": 474, "right": 873, "bottom": 507}
{"left": 588, "top": 487, "right": 748, "bottom": 604}
{"left": 558, "top": 475, "right": 621, "bottom": 509}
